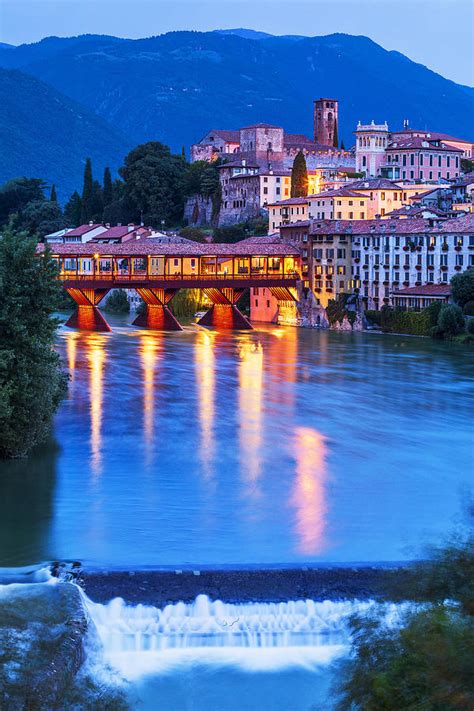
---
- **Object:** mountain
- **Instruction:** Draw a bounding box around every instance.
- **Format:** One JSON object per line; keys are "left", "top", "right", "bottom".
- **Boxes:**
{"left": 0, "top": 67, "right": 131, "bottom": 201}
{"left": 0, "top": 31, "right": 472, "bottom": 193}
{"left": 0, "top": 43, "right": 14, "bottom": 49}
{"left": 213, "top": 28, "right": 275, "bottom": 40}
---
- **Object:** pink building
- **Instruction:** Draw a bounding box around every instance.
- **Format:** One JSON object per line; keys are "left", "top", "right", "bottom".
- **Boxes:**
{"left": 355, "top": 122, "right": 463, "bottom": 181}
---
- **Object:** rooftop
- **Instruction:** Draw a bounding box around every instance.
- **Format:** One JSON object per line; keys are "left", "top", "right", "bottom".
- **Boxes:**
{"left": 345, "top": 178, "right": 402, "bottom": 191}
{"left": 393, "top": 284, "right": 451, "bottom": 297}
{"left": 308, "top": 188, "right": 370, "bottom": 199}
{"left": 65, "top": 223, "right": 103, "bottom": 236}
{"left": 307, "top": 213, "right": 474, "bottom": 235}
{"left": 43, "top": 240, "right": 300, "bottom": 257}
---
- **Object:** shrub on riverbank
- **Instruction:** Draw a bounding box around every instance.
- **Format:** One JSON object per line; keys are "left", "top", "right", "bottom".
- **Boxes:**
{"left": 366, "top": 302, "right": 441, "bottom": 336}
{"left": 102, "top": 290, "right": 130, "bottom": 314}
{"left": 0, "top": 231, "right": 68, "bottom": 458}
{"left": 336, "top": 521, "right": 474, "bottom": 710}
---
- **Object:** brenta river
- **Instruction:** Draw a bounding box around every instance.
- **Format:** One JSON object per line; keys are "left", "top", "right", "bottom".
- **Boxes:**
{"left": 0, "top": 317, "right": 472, "bottom": 568}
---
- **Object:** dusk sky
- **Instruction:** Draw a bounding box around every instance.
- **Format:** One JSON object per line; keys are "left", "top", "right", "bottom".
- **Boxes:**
{"left": 1, "top": 0, "right": 473, "bottom": 86}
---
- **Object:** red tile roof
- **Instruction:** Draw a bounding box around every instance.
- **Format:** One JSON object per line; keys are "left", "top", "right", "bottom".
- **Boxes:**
{"left": 308, "top": 188, "right": 370, "bottom": 199}
{"left": 268, "top": 197, "right": 309, "bottom": 206}
{"left": 393, "top": 284, "right": 451, "bottom": 297}
{"left": 43, "top": 240, "right": 300, "bottom": 257}
{"left": 345, "top": 178, "right": 402, "bottom": 190}
{"left": 65, "top": 224, "right": 103, "bottom": 236}
{"left": 307, "top": 213, "right": 474, "bottom": 235}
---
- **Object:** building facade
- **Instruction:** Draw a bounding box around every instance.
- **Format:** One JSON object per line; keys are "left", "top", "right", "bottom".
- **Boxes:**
{"left": 313, "top": 98, "right": 339, "bottom": 146}
{"left": 355, "top": 122, "right": 464, "bottom": 181}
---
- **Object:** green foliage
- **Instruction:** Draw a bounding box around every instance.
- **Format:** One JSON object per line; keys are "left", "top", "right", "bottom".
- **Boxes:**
{"left": 326, "top": 294, "right": 356, "bottom": 326}
{"left": 451, "top": 269, "right": 474, "bottom": 309}
{"left": 290, "top": 151, "right": 308, "bottom": 198}
{"left": 461, "top": 158, "right": 473, "bottom": 174}
{"left": 103, "top": 167, "right": 113, "bottom": 208}
{"left": 437, "top": 304, "right": 465, "bottom": 338}
{"left": 367, "top": 302, "right": 442, "bottom": 337}
{"left": 50, "top": 184, "right": 57, "bottom": 202}
{"left": 179, "top": 226, "right": 207, "bottom": 243}
{"left": 80, "top": 158, "right": 93, "bottom": 223}
{"left": 466, "top": 318, "right": 474, "bottom": 335}
{"left": 463, "top": 300, "right": 474, "bottom": 316}
{"left": 63, "top": 191, "right": 82, "bottom": 227}
{"left": 0, "top": 177, "right": 46, "bottom": 227}
{"left": 102, "top": 290, "right": 130, "bottom": 314}
{"left": 11, "top": 199, "right": 65, "bottom": 238}
{"left": 213, "top": 218, "right": 267, "bottom": 243}
{"left": 337, "top": 523, "right": 474, "bottom": 711}
{"left": 344, "top": 171, "right": 364, "bottom": 179}
{"left": 170, "top": 289, "right": 206, "bottom": 319}
{"left": 0, "top": 231, "right": 68, "bottom": 458}
{"left": 119, "top": 141, "right": 186, "bottom": 226}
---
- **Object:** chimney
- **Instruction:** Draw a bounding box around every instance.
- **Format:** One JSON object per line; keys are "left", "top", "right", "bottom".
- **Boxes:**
{"left": 89, "top": 220, "right": 93, "bottom": 226}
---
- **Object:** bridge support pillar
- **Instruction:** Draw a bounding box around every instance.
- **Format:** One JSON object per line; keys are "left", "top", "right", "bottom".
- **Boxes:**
{"left": 65, "top": 288, "right": 111, "bottom": 331}
{"left": 198, "top": 288, "right": 252, "bottom": 330}
{"left": 133, "top": 288, "right": 183, "bottom": 330}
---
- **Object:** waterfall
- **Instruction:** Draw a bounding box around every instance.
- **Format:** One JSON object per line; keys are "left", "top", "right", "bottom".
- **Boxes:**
{"left": 85, "top": 594, "right": 375, "bottom": 655}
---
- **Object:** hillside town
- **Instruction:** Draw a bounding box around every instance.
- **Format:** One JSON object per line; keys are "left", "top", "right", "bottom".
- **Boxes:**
{"left": 43, "top": 96, "right": 474, "bottom": 331}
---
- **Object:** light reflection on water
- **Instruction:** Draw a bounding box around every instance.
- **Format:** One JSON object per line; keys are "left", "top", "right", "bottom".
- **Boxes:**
{"left": 0, "top": 318, "right": 472, "bottom": 567}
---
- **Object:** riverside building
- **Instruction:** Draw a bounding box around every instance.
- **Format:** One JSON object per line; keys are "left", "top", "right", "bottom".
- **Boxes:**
{"left": 280, "top": 213, "right": 474, "bottom": 311}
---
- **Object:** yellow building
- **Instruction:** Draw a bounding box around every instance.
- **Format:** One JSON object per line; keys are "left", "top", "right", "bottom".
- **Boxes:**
{"left": 308, "top": 189, "right": 370, "bottom": 220}
{"left": 310, "top": 230, "right": 353, "bottom": 307}
{"left": 267, "top": 197, "right": 310, "bottom": 233}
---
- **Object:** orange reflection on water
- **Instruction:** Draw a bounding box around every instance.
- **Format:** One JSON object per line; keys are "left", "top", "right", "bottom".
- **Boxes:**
{"left": 195, "top": 330, "right": 215, "bottom": 481}
{"left": 292, "top": 427, "right": 328, "bottom": 556}
{"left": 86, "top": 335, "right": 106, "bottom": 478}
{"left": 238, "top": 340, "right": 264, "bottom": 491}
{"left": 139, "top": 334, "right": 160, "bottom": 452}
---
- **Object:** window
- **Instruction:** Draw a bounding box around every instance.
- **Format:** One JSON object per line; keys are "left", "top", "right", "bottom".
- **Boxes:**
{"left": 348, "top": 200, "right": 353, "bottom": 206}
{"left": 360, "top": 212, "right": 365, "bottom": 219}
{"left": 420, "top": 171, "right": 424, "bottom": 179}
{"left": 410, "top": 153, "right": 415, "bottom": 166}
{"left": 263, "top": 187, "right": 268, "bottom": 195}
{"left": 326, "top": 249, "right": 334, "bottom": 259}
{"left": 381, "top": 192, "right": 386, "bottom": 200}
{"left": 438, "top": 156, "right": 442, "bottom": 167}
{"left": 360, "top": 201, "right": 365, "bottom": 206}
{"left": 381, "top": 208, "right": 385, "bottom": 216}
{"left": 313, "top": 249, "right": 323, "bottom": 259}
{"left": 349, "top": 212, "right": 354, "bottom": 219}
{"left": 337, "top": 211, "right": 342, "bottom": 219}
{"left": 266, "top": 300, "right": 270, "bottom": 308}
{"left": 420, "top": 154, "right": 424, "bottom": 166}
{"left": 410, "top": 171, "right": 414, "bottom": 179}
{"left": 337, "top": 249, "right": 346, "bottom": 259}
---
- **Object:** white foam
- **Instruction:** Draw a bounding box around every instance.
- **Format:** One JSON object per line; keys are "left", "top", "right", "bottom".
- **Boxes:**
{"left": 84, "top": 594, "right": 380, "bottom": 678}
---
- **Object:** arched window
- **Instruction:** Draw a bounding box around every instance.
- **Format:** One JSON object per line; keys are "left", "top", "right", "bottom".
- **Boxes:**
{"left": 362, "top": 156, "right": 367, "bottom": 167}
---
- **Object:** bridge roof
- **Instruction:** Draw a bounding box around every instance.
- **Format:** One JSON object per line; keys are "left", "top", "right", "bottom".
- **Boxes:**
{"left": 43, "top": 240, "right": 300, "bottom": 257}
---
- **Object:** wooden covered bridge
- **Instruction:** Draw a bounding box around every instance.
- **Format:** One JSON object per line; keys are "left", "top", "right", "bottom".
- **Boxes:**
{"left": 45, "top": 240, "right": 301, "bottom": 331}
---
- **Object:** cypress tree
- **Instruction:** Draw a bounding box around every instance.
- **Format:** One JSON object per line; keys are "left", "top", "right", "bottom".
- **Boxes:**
{"left": 50, "top": 184, "right": 58, "bottom": 202}
{"left": 181, "top": 146, "right": 186, "bottom": 159}
{"left": 341, "top": 140, "right": 346, "bottom": 151}
{"left": 103, "top": 167, "right": 113, "bottom": 208}
{"left": 333, "top": 119, "right": 339, "bottom": 148}
{"left": 80, "top": 157, "right": 93, "bottom": 223}
{"left": 64, "top": 191, "right": 82, "bottom": 226}
{"left": 90, "top": 180, "right": 104, "bottom": 222}
{"left": 291, "top": 151, "right": 308, "bottom": 198}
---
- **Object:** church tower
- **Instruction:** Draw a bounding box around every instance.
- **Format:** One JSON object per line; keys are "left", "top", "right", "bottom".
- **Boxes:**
{"left": 314, "top": 98, "right": 339, "bottom": 146}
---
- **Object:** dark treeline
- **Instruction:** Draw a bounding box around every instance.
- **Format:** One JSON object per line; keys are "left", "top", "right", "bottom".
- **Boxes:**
{"left": 0, "top": 142, "right": 225, "bottom": 238}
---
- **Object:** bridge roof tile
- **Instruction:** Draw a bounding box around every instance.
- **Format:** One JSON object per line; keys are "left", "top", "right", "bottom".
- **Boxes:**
{"left": 40, "top": 239, "right": 300, "bottom": 257}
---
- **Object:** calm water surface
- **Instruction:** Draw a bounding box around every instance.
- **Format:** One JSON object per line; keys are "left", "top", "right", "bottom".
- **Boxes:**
{"left": 1, "top": 318, "right": 472, "bottom": 566}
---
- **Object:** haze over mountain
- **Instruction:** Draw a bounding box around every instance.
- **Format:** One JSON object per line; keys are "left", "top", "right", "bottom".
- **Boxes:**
{"left": 0, "top": 30, "right": 472, "bottom": 198}
{"left": 0, "top": 67, "right": 131, "bottom": 201}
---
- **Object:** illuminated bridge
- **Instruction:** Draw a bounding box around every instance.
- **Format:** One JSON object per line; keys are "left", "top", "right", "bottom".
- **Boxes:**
{"left": 46, "top": 240, "right": 301, "bottom": 331}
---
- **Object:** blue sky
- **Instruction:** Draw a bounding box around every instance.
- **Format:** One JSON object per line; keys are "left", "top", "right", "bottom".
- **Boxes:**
{"left": 1, "top": 0, "right": 473, "bottom": 86}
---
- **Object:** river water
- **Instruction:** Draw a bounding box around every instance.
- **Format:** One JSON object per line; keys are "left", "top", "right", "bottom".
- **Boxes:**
{"left": 0, "top": 316, "right": 472, "bottom": 568}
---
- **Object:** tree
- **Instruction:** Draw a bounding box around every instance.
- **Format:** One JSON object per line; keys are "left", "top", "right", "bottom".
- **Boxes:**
{"left": 119, "top": 141, "right": 187, "bottom": 226}
{"left": 290, "top": 151, "right": 308, "bottom": 198}
{"left": 80, "top": 158, "right": 94, "bottom": 223}
{"left": 437, "top": 304, "right": 465, "bottom": 337}
{"left": 102, "top": 290, "right": 130, "bottom": 314}
{"left": 461, "top": 158, "right": 473, "bottom": 174}
{"left": 0, "top": 177, "right": 46, "bottom": 227}
{"left": 11, "top": 200, "right": 65, "bottom": 238}
{"left": 451, "top": 269, "right": 474, "bottom": 309}
{"left": 333, "top": 118, "right": 339, "bottom": 148}
{"left": 341, "top": 140, "right": 346, "bottom": 151}
{"left": 64, "top": 191, "right": 82, "bottom": 227}
{"left": 103, "top": 167, "right": 113, "bottom": 209}
{"left": 0, "top": 231, "right": 68, "bottom": 458}
{"left": 337, "top": 522, "right": 474, "bottom": 711}
{"left": 50, "top": 185, "right": 58, "bottom": 202}
{"left": 179, "top": 226, "right": 207, "bottom": 243}
{"left": 90, "top": 180, "right": 104, "bottom": 222}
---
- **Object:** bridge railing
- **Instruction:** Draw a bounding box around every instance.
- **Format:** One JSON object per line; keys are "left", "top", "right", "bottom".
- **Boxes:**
{"left": 58, "top": 271, "right": 300, "bottom": 282}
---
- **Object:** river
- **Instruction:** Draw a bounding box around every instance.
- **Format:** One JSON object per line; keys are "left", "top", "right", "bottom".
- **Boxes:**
{"left": 0, "top": 317, "right": 472, "bottom": 568}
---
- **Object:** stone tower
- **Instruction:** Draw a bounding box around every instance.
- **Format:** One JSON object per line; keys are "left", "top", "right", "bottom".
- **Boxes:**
{"left": 314, "top": 98, "right": 339, "bottom": 146}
